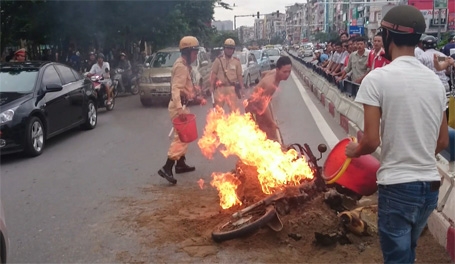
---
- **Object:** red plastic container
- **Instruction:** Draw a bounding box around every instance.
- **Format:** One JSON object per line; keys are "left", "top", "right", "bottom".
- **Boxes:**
{"left": 172, "top": 114, "right": 198, "bottom": 143}
{"left": 322, "top": 137, "right": 380, "bottom": 196}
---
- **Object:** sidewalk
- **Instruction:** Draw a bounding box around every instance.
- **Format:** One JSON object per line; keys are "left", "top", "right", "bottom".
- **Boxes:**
{"left": 287, "top": 51, "right": 455, "bottom": 262}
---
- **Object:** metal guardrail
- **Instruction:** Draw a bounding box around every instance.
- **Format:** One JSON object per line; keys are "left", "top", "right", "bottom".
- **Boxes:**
{"left": 291, "top": 54, "right": 360, "bottom": 98}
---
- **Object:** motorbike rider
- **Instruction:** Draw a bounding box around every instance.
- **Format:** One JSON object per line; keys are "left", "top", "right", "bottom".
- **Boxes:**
{"left": 417, "top": 35, "right": 450, "bottom": 92}
{"left": 157, "top": 36, "right": 207, "bottom": 185}
{"left": 210, "top": 38, "right": 245, "bottom": 113}
{"left": 87, "top": 53, "right": 113, "bottom": 106}
{"left": 117, "top": 52, "right": 132, "bottom": 91}
{"left": 84, "top": 52, "right": 97, "bottom": 72}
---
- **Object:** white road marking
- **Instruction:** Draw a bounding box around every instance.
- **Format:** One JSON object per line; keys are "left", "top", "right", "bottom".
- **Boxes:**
{"left": 290, "top": 71, "right": 340, "bottom": 148}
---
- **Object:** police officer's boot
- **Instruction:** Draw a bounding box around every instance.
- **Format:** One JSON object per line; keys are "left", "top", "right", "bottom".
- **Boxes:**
{"left": 175, "top": 155, "right": 196, "bottom": 174}
{"left": 158, "top": 158, "right": 177, "bottom": 184}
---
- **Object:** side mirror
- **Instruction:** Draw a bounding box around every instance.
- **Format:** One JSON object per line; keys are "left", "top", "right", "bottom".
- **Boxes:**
{"left": 201, "top": 61, "right": 209, "bottom": 67}
{"left": 45, "top": 83, "right": 63, "bottom": 92}
{"left": 318, "top": 144, "right": 327, "bottom": 153}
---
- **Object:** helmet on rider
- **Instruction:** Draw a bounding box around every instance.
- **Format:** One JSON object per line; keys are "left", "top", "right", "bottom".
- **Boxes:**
{"left": 97, "top": 53, "right": 105, "bottom": 60}
{"left": 421, "top": 35, "right": 438, "bottom": 50}
{"left": 179, "top": 36, "right": 200, "bottom": 52}
{"left": 379, "top": 5, "right": 426, "bottom": 60}
{"left": 380, "top": 5, "right": 426, "bottom": 35}
{"left": 224, "top": 38, "right": 236, "bottom": 49}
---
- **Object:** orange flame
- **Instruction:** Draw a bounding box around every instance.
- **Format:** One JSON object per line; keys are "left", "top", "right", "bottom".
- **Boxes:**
{"left": 197, "top": 179, "right": 205, "bottom": 189}
{"left": 198, "top": 106, "right": 314, "bottom": 209}
{"left": 210, "top": 172, "right": 243, "bottom": 209}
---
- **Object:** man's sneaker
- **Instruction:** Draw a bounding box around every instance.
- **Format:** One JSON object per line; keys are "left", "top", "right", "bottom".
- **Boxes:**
{"left": 158, "top": 168, "right": 177, "bottom": 184}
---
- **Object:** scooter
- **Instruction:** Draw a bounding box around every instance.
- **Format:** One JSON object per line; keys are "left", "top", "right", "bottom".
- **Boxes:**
{"left": 114, "top": 68, "right": 139, "bottom": 95}
{"left": 87, "top": 74, "right": 115, "bottom": 111}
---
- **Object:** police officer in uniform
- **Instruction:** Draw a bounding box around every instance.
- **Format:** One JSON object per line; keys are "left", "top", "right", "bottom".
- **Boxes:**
{"left": 210, "top": 38, "right": 245, "bottom": 113}
{"left": 158, "top": 36, "right": 206, "bottom": 185}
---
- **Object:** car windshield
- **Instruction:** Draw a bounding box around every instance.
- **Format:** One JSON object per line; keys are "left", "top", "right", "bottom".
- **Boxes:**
{"left": 304, "top": 44, "right": 313, "bottom": 49}
{"left": 151, "top": 51, "right": 180, "bottom": 68}
{"left": 233, "top": 52, "right": 247, "bottom": 64}
{"left": 265, "top": 49, "right": 280, "bottom": 56}
{"left": 0, "top": 69, "right": 38, "bottom": 93}
{"left": 251, "top": 50, "right": 261, "bottom": 61}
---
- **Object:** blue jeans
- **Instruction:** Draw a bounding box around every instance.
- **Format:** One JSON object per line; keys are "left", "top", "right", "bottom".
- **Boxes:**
{"left": 378, "top": 182, "right": 439, "bottom": 264}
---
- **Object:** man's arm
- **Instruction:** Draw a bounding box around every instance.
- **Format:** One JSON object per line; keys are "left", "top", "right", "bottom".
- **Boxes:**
{"left": 235, "top": 58, "right": 245, "bottom": 90}
{"left": 210, "top": 59, "right": 220, "bottom": 92}
{"left": 350, "top": 104, "right": 381, "bottom": 157}
{"left": 434, "top": 53, "right": 454, "bottom": 71}
{"left": 436, "top": 111, "right": 449, "bottom": 154}
{"left": 87, "top": 64, "right": 96, "bottom": 76}
{"left": 171, "top": 63, "right": 188, "bottom": 109}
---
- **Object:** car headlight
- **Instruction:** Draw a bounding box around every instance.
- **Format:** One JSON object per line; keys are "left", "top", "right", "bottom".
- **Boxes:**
{"left": 0, "top": 107, "right": 18, "bottom": 124}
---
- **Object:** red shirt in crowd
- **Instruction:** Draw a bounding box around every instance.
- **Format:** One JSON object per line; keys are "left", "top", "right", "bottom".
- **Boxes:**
{"left": 367, "top": 48, "right": 390, "bottom": 70}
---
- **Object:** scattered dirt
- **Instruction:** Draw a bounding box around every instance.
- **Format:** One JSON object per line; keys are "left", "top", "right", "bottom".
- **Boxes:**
{"left": 110, "top": 161, "right": 452, "bottom": 263}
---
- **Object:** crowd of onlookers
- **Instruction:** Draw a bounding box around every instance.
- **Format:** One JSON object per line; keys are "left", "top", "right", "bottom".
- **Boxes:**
{"left": 295, "top": 32, "right": 455, "bottom": 97}
{"left": 1, "top": 45, "right": 149, "bottom": 74}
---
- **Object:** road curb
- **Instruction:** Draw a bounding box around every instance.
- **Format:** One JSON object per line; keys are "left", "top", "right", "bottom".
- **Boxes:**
{"left": 288, "top": 53, "right": 455, "bottom": 261}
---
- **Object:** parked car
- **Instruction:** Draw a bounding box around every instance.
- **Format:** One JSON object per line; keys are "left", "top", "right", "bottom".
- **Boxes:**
{"left": 263, "top": 48, "right": 281, "bottom": 68}
{"left": 233, "top": 50, "right": 261, "bottom": 88}
{"left": 301, "top": 43, "right": 314, "bottom": 57}
{"left": 138, "top": 47, "right": 211, "bottom": 106}
{"left": 250, "top": 49, "right": 271, "bottom": 74}
{"left": 0, "top": 61, "right": 98, "bottom": 157}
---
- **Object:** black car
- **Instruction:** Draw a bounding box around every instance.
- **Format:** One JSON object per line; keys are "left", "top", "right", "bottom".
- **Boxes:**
{"left": 0, "top": 61, "right": 98, "bottom": 157}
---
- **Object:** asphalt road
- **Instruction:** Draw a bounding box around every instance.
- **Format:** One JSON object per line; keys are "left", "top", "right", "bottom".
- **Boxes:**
{"left": 0, "top": 66, "right": 347, "bottom": 262}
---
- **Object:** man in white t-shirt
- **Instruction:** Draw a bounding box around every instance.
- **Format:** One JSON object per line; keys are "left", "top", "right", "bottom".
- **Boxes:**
{"left": 88, "top": 53, "right": 113, "bottom": 105}
{"left": 345, "top": 5, "right": 449, "bottom": 263}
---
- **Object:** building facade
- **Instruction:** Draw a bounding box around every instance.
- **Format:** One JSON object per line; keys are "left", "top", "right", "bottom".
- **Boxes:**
{"left": 212, "top": 20, "right": 234, "bottom": 31}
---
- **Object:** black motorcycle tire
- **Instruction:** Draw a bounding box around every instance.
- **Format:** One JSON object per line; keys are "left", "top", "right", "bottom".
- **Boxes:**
{"left": 112, "top": 86, "right": 119, "bottom": 98}
{"left": 106, "top": 98, "right": 115, "bottom": 111}
{"left": 130, "top": 81, "right": 139, "bottom": 95}
{"left": 212, "top": 205, "right": 277, "bottom": 243}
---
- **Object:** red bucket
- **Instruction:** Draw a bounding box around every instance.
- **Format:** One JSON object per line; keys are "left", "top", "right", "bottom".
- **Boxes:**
{"left": 172, "top": 114, "right": 198, "bottom": 143}
{"left": 322, "top": 137, "right": 380, "bottom": 196}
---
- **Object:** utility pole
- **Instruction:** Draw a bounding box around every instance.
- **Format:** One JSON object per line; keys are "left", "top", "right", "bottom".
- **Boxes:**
{"left": 437, "top": 9, "right": 442, "bottom": 41}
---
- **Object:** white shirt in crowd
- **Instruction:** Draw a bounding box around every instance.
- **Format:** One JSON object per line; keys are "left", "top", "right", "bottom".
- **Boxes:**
{"left": 417, "top": 49, "right": 449, "bottom": 91}
{"left": 89, "top": 62, "right": 111, "bottom": 79}
{"left": 414, "top": 46, "right": 424, "bottom": 58}
{"left": 355, "top": 56, "right": 447, "bottom": 185}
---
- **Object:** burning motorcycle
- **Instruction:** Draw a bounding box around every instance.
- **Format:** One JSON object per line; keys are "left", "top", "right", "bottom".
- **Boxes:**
{"left": 211, "top": 143, "right": 328, "bottom": 242}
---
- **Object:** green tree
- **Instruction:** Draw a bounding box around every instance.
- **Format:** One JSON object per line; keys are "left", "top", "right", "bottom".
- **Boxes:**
{"left": 0, "top": 0, "right": 231, "bottom": 58}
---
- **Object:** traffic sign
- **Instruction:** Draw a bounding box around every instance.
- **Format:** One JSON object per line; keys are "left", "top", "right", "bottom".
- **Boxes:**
{"left": 434, "top": 0, "right": 447, "bottom": 9}
{"left": 349, "top": 26, "right": 364, "bottom": 35}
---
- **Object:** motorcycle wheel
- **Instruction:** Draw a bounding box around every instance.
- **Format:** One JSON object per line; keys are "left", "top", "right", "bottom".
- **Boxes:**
{"left": 113, "top": 87, "right": 119, "bottom": 98}
{"left": 130, "top": 81, "right": 139, "bottom": 95}
{"left": 106, "top": 98, "right": 115, "bottom": 111}
{"left": 212, "top": 205, "right": 277, "bottom": 243}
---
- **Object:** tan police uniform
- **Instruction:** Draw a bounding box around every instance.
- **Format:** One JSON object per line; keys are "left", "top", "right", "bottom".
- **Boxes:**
{"left": 167, "top": 57, "right": 194, "bottom": 160}
{"left": 211, "top": 55, "right": 242, "bottom": 112}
